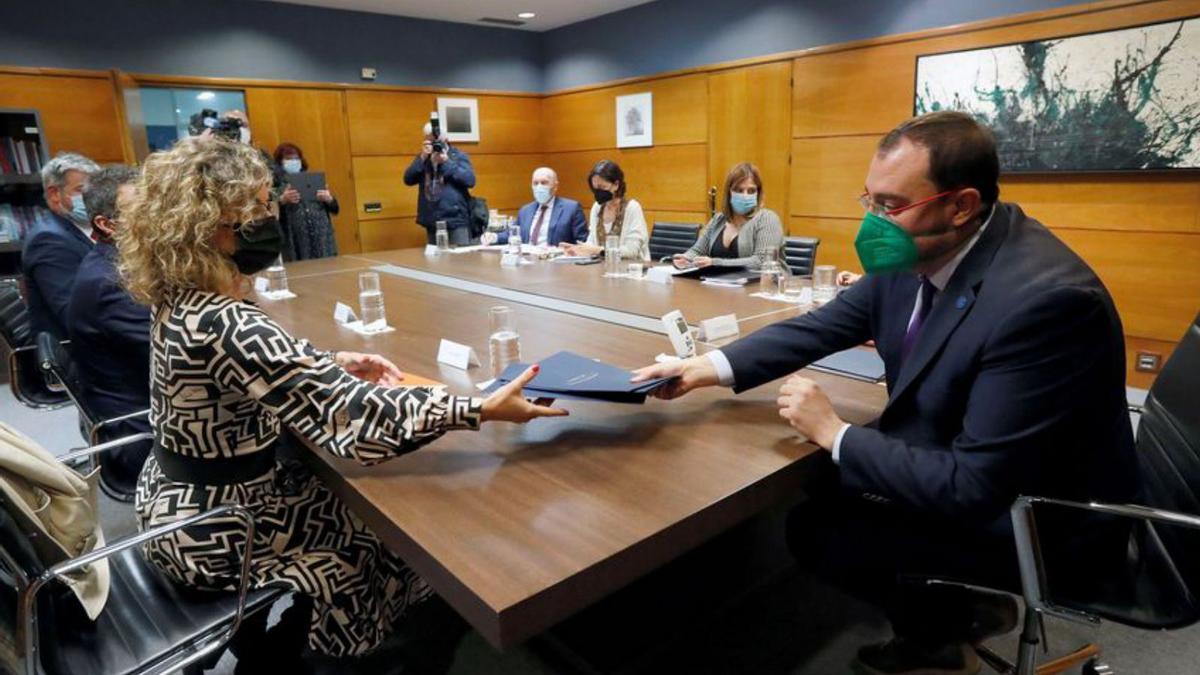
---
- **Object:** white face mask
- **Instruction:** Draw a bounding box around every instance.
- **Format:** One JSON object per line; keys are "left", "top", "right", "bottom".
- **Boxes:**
{"left": 239, "top": 127, "right": 252, "bottom": 145}
{"left": 282, "top": 158, "right": 302, "bottom": 174}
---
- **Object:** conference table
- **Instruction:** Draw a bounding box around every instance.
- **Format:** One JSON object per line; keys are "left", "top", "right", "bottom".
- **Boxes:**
{"left": 255, "top": 248, "right": 888, "bottom": 649}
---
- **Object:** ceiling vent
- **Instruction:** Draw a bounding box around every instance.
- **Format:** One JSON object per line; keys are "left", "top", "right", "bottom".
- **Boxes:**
{"left": 479, "top": 17, "right": 526, "bottom": 26}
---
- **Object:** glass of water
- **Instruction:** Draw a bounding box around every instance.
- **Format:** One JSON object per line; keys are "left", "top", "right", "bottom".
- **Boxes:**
{"left": 604, "top": 235, "right": 621, "bottom": 276}
{"left": 358, "top": 271, "right": 386, "bottom": 331}
{"left": 507, "top": 217, "right": 522, "bottom": 254}
{"left": 813, "top": 265, "right": 837, "bottom": 304}
{"left": 488, "top": 305, "right": 522, "bottom": 378}
{"left": 626, "top": 262, "right": 644, "bottom": 278}
{"left": 435, "top": 220, "right": 450, "bottom": 252}
{"left": 265, "top": 256, "right": 288, "bottom": 295}
{"left": 782, "top": 276, "right": 811, "bottom": 305}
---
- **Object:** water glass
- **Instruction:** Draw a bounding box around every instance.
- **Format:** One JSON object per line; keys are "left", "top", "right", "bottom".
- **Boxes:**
{"left": 604, "top": 235, "right": 621, "bottom": 276}
{"left": 507, "top": 218, "right": 522, "bottom": 254}
{"left": 265, "top": 256, "right": 288, "bottom": 294}
{"left": 782, "top": 276, "right": 811, "bottom": 304}
{"left": 626, "top": 262, "right": 644, "bottom": 278}
{"left": 813, "top": 265, "right": 837, "bottom": 304}
{"left": 488, "top": 306, "right": 522, "bottom": 378}
{"left": 435, "top": 220, "right": 450, "bottom": 252}
{"left": 358, "top": 271, "right": 386, "bottom": 330}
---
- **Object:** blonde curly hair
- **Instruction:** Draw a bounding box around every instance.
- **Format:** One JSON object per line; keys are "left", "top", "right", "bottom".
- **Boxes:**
{"left": 117, "top": 137, "right": 272, "bottom": 306}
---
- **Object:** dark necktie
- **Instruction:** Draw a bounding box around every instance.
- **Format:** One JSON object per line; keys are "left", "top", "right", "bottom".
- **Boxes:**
{"left": 901, "top": 277, "right": 937, "bottom": 362}
{"left": 530, "top": 205, "right": 548, "bottom": 246}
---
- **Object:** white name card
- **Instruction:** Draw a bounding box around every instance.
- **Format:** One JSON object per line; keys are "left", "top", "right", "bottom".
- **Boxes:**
{"left": 437, "top": 339, "right": 481, "bottom": 370}
{"left": 333, "top": 302, "right": 357, "bottom": 325}
{"left": 424, "top": 244, "right": 439, "bottom": 257}
{"left": 700, "top": 314, "right": 740, "bottom": 342}
{"left": 645, "top": 266, "right": 675, "bottom": 285}
{"left": 500, "top": 252, "right": 521, "bottom": 268}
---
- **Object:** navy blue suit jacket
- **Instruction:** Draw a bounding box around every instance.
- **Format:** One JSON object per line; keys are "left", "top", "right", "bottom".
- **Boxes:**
{"left": 66, "top": 241, "right": 151, "bottom": 424}
{"left": 721, "top": 202, "right": 1138, "bottom": 530}
{"left": 497, "top": 197, "right": 588, "bottom": 246}
{"left": 402, "top": 147, "right": 476, "bottom": 231}
{"left": 22, "top": 212, "right": 92, "bottom": 340}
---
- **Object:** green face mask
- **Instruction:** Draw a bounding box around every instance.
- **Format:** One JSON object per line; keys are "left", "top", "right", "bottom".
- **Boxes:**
{"left": 854, "top": 211, "right": 919, "bottom": 274}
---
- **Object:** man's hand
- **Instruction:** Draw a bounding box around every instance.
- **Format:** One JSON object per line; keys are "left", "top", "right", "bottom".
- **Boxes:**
{"left": 336, "top": 352, "right": 405, "bottom": 386}
{"left": 776, "top": 375, "right": 845, "bottom": 450}
{"left": 482, "top": 365, "right": 570, "bottom": 423}
{"left": 316, "top": 189, "right": 333, "bottom": 203}
{"left": 630, "top": 355, "right": 719, "bottom": 400}
{"left": 280, "top": 186, "right": 301, "bottom": 205}
{"left": 421, "top": 141, "right": 433, "bottom": 160}
{"left": 481, "top": 231, "right": 498, "bottom": 245}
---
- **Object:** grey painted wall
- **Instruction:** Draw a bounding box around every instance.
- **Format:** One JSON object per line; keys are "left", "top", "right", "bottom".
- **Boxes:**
{"left": 1, "top": 0, "right": 1099, "bottom": 92}
{"left": 0, "top": 0, "right": 543, "bottom": 91}
{"left": 542, "top": 0, "right": 1095, "bottom": 91}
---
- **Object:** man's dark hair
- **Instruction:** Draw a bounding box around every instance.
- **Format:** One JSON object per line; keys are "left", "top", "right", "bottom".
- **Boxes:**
{"left": 83, "top": 164, "right": 140, "bottom": 222}
{"left": 878, "top": 111, "right": 1000, "bottom": 206}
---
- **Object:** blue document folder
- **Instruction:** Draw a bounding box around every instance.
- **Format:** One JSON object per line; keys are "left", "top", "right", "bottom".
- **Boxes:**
{"left": 482, "top": 351, "right": 673, "bottom": 403}
{"left": 809, "top": 347, "right": 887, "bottom": 383}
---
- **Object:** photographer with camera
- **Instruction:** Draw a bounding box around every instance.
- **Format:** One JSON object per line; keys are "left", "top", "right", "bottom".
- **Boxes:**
{"left": 403, "top": 114, "right": 477, "bottom": 246}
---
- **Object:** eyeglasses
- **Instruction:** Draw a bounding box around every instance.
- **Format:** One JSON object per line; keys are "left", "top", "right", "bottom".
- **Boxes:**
{"left": 858, "top": 189, "right": 957, "bottom": 220}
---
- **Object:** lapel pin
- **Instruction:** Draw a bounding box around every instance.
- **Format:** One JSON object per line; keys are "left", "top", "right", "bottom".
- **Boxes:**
{"left": 955, "top": 296, "right": 968, "bottom": 310}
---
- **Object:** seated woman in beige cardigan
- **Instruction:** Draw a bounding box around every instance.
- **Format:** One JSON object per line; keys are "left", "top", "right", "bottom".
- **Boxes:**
{"left": 674, "top": 162, "right": 784, "bottom": 270}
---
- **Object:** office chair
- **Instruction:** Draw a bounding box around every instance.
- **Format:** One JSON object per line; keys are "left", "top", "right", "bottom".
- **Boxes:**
{"left": 648, "top": 222, "right": 701, "bottom": 261}
{"left": 936, "top": 310, "right": 1200, "bottom": 674}
{"left": 35, "top": 332, "right": 149, "bottom": 502}
{"left": 0, "top": 280, "right": 69, "bottom": 410}
{"left": 782, "top": 236, "right": 820, "bottom": 277}
{"left": 0, "top": 433, "right": 285, "bottom": 675}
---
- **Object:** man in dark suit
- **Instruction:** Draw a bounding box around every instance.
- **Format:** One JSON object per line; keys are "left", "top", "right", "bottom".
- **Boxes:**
{"left": 485, "top": 167, "right": 588, "bottom": 247}
{"left": 634, "top": 112, "right": 1138, "bottom": 674}
{"left": 22, "top": 152, "right": 99, "bottom": 340}
{"left": 403, "top": 120, "right": 477, "bottom": 246}
{"left": 66, "top": 165, "right": 150, "bottom": 500}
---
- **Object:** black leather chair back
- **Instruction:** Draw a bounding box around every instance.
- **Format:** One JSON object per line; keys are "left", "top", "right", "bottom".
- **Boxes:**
{"left": 1135, "top": 311, "right": 1200, "bottom": 592}
{"left": 783, "top": 236, "right": 820, "bottom": 277}
{"left": 648, "top": 222, "right": 700, "bottom": 260}
{"left": 36, "top": 331, "right": 98, "bottom": 428}
{"left": 0, "top": 279, "right": 31, "bottom": 350}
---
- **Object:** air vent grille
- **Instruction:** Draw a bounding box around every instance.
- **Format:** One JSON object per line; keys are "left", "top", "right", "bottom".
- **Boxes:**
{"left": 479, "top": 17, "right": 526, "bottom": 26}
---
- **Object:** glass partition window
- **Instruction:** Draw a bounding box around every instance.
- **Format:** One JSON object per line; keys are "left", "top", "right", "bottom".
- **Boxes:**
{"left": 141, "top": 88, "right": 247, "bottom": 152}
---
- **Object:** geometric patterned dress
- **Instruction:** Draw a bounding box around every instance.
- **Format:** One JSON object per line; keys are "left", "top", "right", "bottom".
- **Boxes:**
{"left": 134, "top": 289, "right": 482, "bottom": 657}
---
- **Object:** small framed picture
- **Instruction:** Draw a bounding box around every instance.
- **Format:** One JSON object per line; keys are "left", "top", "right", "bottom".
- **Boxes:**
{"left": 616, "top": 92, "right": 653, "bottom": 148}
{"left": 436, "top": 97, "right": 480, "bottom": 143}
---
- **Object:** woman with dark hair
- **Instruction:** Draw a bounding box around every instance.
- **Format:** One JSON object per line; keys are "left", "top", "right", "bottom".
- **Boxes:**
{"left": 560, "top": 159, "right": 649, "bottom": 261}
{"left": 274, "top": 142, "right": 339, "bottom": 260}
{"left": 674, "top": 162, "right": 784, "bottom": 269}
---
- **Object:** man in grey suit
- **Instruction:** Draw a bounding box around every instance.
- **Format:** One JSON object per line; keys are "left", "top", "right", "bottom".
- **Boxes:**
{"left": 634, "top": 112, "right": 1137, "bottom": 675}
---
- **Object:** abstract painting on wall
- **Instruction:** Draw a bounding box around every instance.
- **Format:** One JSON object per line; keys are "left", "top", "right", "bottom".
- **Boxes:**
{"left": 915, "top": 17, "right": 1200, "bottom": 172}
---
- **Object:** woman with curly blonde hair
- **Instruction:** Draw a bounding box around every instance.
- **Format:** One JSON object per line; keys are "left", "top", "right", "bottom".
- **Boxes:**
{"left": 119, "top": 137, "right": 564, "bottom": 671}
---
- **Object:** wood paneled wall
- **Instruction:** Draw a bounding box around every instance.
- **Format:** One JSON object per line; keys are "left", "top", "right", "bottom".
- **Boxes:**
{"left": 0, "top": 69, "right": 128, "bottom": 164}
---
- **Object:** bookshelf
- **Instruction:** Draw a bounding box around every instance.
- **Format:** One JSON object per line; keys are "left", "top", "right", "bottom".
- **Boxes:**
{"left": 0, "top": 109, "right": 50, "bottom": 276}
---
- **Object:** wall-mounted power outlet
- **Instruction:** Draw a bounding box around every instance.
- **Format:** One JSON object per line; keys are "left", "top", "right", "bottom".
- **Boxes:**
{"left": 361, "top": 67, "right": 377, "bottom": 81}
{"left": 1135, "top": 351, "right": 1162, "bottom": 373}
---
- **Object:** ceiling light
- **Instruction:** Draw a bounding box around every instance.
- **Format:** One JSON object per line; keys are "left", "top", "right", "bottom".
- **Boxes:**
{"left": 517, "top": 12, "right": 535, "bottom": 19}
{"left": 196, "top": 91, "right": 216, "bottom": 101}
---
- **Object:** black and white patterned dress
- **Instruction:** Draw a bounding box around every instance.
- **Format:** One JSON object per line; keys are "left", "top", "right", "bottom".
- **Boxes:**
{"left": 134, "top": 289, "right": 481, "bottom": 657}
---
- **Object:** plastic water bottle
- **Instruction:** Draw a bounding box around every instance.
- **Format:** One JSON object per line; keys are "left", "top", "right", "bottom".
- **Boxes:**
{"left": 358, "top": 271, "right": 386, "bottom": 330}
{"left": 435, "top": 220, "right": 450, "bottom": 252}
{"left": 265, "top": 256, "right": 288, "bottom": 295}
{"left": 758, "top": 247, "right": 787, "bottom": 296}
{"left": 488, "top": 306, "right": 522, "bottom": 378}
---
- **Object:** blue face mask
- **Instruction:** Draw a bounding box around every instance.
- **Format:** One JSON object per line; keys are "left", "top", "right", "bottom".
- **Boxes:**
{"left": 730, "top": 192, "right": 757, "bottom": 216}
{"left": 69, "top": 194, "right": 90, "bottom": 225}
{"left": 532, "top": 184, "right": 552, "bottom": 205}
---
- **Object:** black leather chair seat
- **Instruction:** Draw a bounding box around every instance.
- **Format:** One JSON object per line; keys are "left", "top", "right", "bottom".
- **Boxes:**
{"left": 38, "top": 547, "right": 283, "bottom": 675}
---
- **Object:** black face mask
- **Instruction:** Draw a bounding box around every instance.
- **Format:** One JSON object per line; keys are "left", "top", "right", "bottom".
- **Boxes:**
{"left": 229, "top": 216, "right": 285, "bottom": 275}
{"left": 592, "top": 188, "right": 615, "bottom": 205}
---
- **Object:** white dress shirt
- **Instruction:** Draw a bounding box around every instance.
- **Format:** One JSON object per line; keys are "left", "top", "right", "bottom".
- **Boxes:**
{"left": 707, "top": 204, "right": 996, "bottom": 461}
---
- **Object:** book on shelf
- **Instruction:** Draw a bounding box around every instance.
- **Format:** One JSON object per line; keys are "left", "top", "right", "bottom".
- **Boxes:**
{"left": 0, "top": 137, "right": 44, "bottom": 176}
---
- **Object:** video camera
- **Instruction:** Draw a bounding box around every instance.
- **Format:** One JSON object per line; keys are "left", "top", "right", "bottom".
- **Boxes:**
{"left": 429, "top": 112, "right": 445, "bottom": 154}
{"left": 187, "top": 109, "right": 244, "bottom": 141}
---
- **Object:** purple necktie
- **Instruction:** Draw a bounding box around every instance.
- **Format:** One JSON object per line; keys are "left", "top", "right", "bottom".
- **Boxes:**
{"left": 530, "top": 205, "right": 548, "bottom": 245}
{"left": 901, "top": 277, "right": 937, "bottom": 363}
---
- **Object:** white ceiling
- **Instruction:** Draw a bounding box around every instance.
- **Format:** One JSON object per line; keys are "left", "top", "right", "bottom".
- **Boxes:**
{"left": 256, "top": 0, "right": 658, "bottom": 31}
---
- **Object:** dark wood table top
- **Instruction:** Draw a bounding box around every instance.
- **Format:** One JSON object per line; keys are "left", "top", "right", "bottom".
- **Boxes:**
{"left": 357, "top": 247, "right": 795, "bottom": 331}
{"left": 263, "top": 257, "right": 886, "bottom": 648}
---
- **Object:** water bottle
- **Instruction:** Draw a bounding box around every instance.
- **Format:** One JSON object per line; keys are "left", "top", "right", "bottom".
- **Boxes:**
{"left": 435, "top": 220, "right": 450, "bottom": 252}
{"left": 604, "top": 235, "right": 621, "bottom": 277}
{"left": 759, "top": 247, "right": 787, "bottom": 296}
{"left": 358, "top": 271, "right": 387, "bottom": 331}
{"left": 265, "top": 256, "right": 288, "bottom": 295}
{"left": 507, "top": 218, "right": 522, "bottom": 254}
{"left": 488, "top": 306, "right": 522, "bottom": 378}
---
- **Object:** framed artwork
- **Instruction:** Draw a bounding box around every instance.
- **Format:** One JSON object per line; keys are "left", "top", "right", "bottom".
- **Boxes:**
{"left": 436, "top": 97, "right": 480, "bottom": 143}
{"left": 616, "top": 92, "right": 653, "bottom": 148}
{"left": 915, "top": 17, "right": 1200, "bottom": 172}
